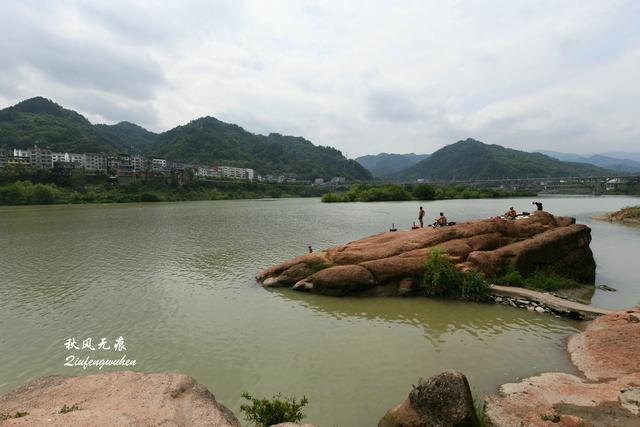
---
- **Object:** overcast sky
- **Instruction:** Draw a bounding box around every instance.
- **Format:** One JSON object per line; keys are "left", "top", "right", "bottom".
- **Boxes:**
{"left": 1, "top": 0, "right": 639, "bottom": 157}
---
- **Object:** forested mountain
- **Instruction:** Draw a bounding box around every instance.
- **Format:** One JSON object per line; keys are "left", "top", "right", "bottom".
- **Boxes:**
{"left": 94, "top": 121, "right": 158, "bottom": 153}
{"left": 0, "top": 97, "right": 371, "bottom": 180}
{"left": 538, "top": 150, "right": 640, "bottom": 173}
{"left": 397, "top": 139, "right": 612, "bottom": 181}
{"left": 0, "top": 97, "right": 123, "bottom": 153}
{"left": 153, "top": 117, "right": 370, "bottom": 179}
{"left": 355, "top": 152, "right": 429, "bottom": 177}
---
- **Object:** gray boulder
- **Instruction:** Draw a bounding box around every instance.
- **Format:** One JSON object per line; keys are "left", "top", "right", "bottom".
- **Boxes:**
{"left": 379, "top": 370, "right": 479, "bottom": 427}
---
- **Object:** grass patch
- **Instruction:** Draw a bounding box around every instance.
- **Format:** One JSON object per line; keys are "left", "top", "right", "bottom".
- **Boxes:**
{"left": 59, "top": 403, "right": 80, "bottom": 414}
{"left": 240, "top": 392, "right": 308, "bottom": 427}
{"left": 473, "top": 394, "right": 490, "bottom": 427}
{"left": 307, "top": 261, "right": 333, "bottom": 275}
{"left": 0, "top": 411, "right": 29, "bottom": 420}
{"left": 421, "top": 249, "right": 491, "bottom": 302}
{"left": 492, "top": 265, "right": 582, "bottom": 292}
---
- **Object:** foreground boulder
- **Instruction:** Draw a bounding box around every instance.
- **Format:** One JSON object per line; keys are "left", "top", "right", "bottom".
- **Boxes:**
{"left": 0, "top": 371, "right": 240, "bottom": 426}
{"left": 485, "top": 307, "right": 640, "bottom": 426}
{"left": 379, "top": 370, "right": 478, "bottom": 427}
{"left": 257, "top": 212, "right": 595, "bottom": 296}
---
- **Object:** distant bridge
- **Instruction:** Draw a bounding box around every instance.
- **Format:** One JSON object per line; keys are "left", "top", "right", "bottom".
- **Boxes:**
{"left": 376, "top": 174, "right": 640, "bottom": 195}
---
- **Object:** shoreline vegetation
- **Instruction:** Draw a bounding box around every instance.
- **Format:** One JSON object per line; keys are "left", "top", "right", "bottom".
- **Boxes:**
{"left": 0, "top": 167, "right": 537, "bottom": 206}
{"left": 0, "top": 178, "right": 326, "bottom": 206}
{"left": 321, "top": 183, "right": 536, "bottom": 203}
{"left": 594, "top": 205, "right": 640, "bottom": 225}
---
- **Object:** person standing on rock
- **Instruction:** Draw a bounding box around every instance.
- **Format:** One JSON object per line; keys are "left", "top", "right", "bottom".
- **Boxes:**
{"left": 418, "top": 206, "right": 425, "bottom": 227}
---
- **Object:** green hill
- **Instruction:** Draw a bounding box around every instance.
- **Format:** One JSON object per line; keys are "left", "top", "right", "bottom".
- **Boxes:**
{"left": 94, "top": 121, "right": 158, "bottom": 153}
{"left": 151, "top": 117, "right": 370, "bottom": 180}
{"left": 0, "top": 97, "right": 118, "bottom": 153}
{"left": 398, "top": 138, "right": 612, "bottom": 181}
{"left": 355, "top": 152, "right": 429, "bottom": 177}
{"left": 0, "top": 97, "right": 371, "bottom": 181}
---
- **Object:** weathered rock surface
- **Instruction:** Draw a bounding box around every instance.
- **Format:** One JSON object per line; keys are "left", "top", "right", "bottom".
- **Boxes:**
{"left": 270, "top": 423, "right": 318, "bottom": 427}
{"left": 485, "top": 307, "right": 640, "bottom": 426}
{"left": 378, "top": 370, "right": 478, "bottom": 427}
{"left": 257, "top": 212, "right": 596, "bottom": 296}
{"left": 0, "top": 371, "right": 240, "bottom": 426}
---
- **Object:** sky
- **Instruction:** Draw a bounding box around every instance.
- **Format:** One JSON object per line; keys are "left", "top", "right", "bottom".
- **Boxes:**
{"left": 1, "top": 0, "right": 639, "bottom": 157}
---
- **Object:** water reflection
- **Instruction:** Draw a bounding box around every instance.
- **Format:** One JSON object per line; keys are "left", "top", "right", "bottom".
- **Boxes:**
{"left": 268, "top": 287, "right": 582, "bottom": 343}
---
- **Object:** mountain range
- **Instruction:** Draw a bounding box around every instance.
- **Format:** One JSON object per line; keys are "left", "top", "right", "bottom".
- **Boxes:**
{"left": 394, "top": 139, "right": 611, "bottom": 181}
{"left": 0, "top": 97, "right": 371, "bottom": 181}
{"left": 2, "top": 97, "right": 634, "bottom": 183}
{"left": 355, "top": 153, "right": 429, "bottom": 177}
{"left": 537, "top": 150, "right": 640, "bottom": 173}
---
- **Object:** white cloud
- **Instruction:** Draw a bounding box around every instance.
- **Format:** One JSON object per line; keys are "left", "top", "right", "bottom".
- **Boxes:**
{"left": 1, "top": 0, "right": 639, "bottom": 156}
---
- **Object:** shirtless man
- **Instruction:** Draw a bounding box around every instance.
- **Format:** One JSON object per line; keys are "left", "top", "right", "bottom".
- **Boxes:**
{"left": 418, "top": 206, "right": 425, "bottom": 227}
{"left": 504, "top": 207, "right": 517, "bottom": 220}
{"left": 436, "top": 212, "right": 448, "bottom": 226}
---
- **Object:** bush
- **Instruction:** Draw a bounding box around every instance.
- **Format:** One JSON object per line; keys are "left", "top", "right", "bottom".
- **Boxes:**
{"left": 491, "top": 265, "right": 524, "bottom": 287}
{"left": 139, "top": 192, "right": 161, "bottom": 202}
{"left": 240, "top": 392, "right": 308, "bottom": 427}
{"left": 421, "top": 249, "right": 464, "bottom": 298}
{"left": 461, "top": 269, "right": 491, "bottom": 302}
{"left": 31, "top": 184, "right": 57, "bottom": 204}
{"left": 421, "top": 250, "right": 490, "bottom": 301}
{"left": 412, "top": 183, "right": 436, "bottom": 200}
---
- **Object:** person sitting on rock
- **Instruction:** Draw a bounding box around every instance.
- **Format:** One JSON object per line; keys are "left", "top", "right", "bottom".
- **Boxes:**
{"left": 504, "top": 207, "right": 518, "bottom": 220}
{"left": 532, "top": 201, "right": 543, "bottom": 211}
{"left": 435, "top": 212, "right": 448, "bottom": 227}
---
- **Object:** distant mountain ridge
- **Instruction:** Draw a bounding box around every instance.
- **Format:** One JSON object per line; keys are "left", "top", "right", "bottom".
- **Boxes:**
{"left": 355, "top": 152, "right": 429, "bottom": 177}
{"left": 0, "top": 97, "right": 371, "bottom": 180}
{"left": 396, "top": 138, "right": 613, "bottom": 181}
{"left": 537, "top": 150, "right": 640, "bottom": 173}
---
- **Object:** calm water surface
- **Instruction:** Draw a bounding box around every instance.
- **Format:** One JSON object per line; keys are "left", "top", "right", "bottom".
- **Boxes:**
{"left": 0, "top": 196, "right": 638, "bottom": 426}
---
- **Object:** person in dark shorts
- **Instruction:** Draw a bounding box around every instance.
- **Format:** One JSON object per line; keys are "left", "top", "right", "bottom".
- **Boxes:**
{"left": 418, "top": 206, "right": 425, "bottom": 227}
{"left": 532, "top": 201, "right": 543, "bottom": 211}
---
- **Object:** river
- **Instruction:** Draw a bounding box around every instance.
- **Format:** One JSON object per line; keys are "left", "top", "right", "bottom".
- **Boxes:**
{"left": 0, "top": 196, "right": 638, "bottom": 426}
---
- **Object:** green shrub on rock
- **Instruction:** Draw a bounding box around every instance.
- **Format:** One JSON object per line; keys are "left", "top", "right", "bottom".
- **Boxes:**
{"left": 240, "top": 392, "right": 309, "bottom": 427}
{"left": 421, "top": 250, "right": 490, "bottom": 301}
{"left": 461, "top": 269, "right": 491, "bottom": 302}
{"left": 421, "top": 249, "right": 463, "bottom": 298}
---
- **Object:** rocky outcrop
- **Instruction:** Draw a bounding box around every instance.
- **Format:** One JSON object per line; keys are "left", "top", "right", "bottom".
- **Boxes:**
{"left": 485, "top": 307, "right": 640, "bottom": 426}
{"left": 257, "top": 212, "right": 596, "bottom": 296}
{"left": 0, "top": 371, "right": 240, "bottom": 426}
{"left": 378, "top": 370, "right": 478, "bottom": 427}
{"left": 594, "top": 206, "right": 640, "bottom": 225}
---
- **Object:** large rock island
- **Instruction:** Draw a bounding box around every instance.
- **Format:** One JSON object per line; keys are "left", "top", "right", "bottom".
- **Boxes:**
{"left": 257, "top": 212, "right": 596, "bottom": 296}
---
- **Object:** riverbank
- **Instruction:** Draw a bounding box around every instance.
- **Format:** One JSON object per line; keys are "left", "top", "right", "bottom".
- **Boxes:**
{"left": 0, "top": 179, "right": 325, "bottom": 205}
{"left": 594, "top": 205, "right": 640, "bottom": 225}
{"left": 485, "top": 306, "right": 640, "bottom": 426}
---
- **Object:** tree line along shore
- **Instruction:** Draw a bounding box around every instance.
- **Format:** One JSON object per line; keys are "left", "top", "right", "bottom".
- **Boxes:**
{"left": 0, "top": 166, "right": 536, "bottom": 206}
{"left": 321, "top": 183, "right": 535, "bottom": 203}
